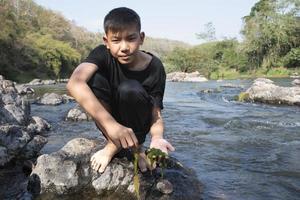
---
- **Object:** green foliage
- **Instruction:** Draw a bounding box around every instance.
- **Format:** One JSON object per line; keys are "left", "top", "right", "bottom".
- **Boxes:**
{"left": 133, "top": 152, "right": 140, "bottom": 200}
{"left": 0, "top": 0, "right": 100, "bottom": 82}
{"left": 1, "top": 0, "right": 299, "bottom": 81}
{"left": 164, "top": 39, "right": 248, "bottom": 78}
{"left": 196, "top": 22, "right": 216, "bottom": 42}
{"left": 241, "top": 0, "right": 300, "bottom": 69}
{"left": 282, "top": 47, "right": 300, "bottom": 68}
{"left": 237, "top": 92, "right": 250, "bottom": 102}
{"left": 145, "top": 148, "right": 168, "bottom": 178}
{"left": 23, "top": 33, "right": 80, "bottom": 78}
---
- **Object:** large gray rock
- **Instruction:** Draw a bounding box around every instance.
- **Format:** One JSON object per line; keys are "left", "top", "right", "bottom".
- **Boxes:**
{"left": 0, "top": 79, "right": 30, "bottom": 125}
{"left": 167, "top": 71, "right": 208, "bottom": 82}
{"left": 240, "top": 78, "right": 300, "bottom": 105}
{"left": 28, "top": 138, "right": 203, "bottom": 200}
{"left": 0, "top": 76, "right": 49, "bottom": 166}
{"left": 36, "top": 93, "right": 68, "bottom": 105}
{"left": 27, "top": 79, "right": 56, "bottom": 86}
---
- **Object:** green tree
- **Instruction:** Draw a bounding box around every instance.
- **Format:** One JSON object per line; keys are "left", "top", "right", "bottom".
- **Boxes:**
{"left": 196, "top": 22, "right": 216, "bottom": 42}
{"left": 241, "top": 0, "right": 300, "bottom": 69}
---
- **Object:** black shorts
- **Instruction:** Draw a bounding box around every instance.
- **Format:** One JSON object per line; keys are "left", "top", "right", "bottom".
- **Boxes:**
{"left": 87, "top": 72, "right": 153, "bottom": 144}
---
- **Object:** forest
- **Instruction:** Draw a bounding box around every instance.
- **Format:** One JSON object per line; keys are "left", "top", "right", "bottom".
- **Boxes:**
{"left": 164, "top": 0, "right": 300, "bottom": 78}
{"left": 0, "top": 0, "right": 299, "bottom": 82}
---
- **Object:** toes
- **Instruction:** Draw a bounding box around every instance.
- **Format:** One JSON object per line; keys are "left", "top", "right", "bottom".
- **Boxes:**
{"left": 138, "top": 155, "right": 148, "bottom": 172}
{"left": 140, "top": 164, "right": 147, "bottom": 172}
{"left": 98, "top": 160, "right": 109, "bottom": 173}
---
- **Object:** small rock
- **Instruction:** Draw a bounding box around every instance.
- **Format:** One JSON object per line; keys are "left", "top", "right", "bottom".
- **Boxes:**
{"left": 292, "top": 79, "right": 300, "bottom": 86}
{"left": 66, "top": 105, "right": 91, "bottom": 121}
{"left": 27, "top": 116, "right": 51, "bottom": 134}
{"left": 156, "top": 179, "right": 173, "bottom": 194}
{"left": 15, "top": 84, "right": 35, "bottom": 95}
{"left": 37, "top": 93, "right": 64, "bottom": 105}
{"left": 28, "top": 79, "right": 42, "bottom": 86}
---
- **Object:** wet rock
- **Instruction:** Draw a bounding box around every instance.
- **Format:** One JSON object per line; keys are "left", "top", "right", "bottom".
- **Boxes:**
{"left": 27, "top": 79, "right": 56, "bottom": 86}
{"left": 0, "top": 125, "right": 31, "bottom": 154}
{"left": 42, "top": 80, "right": 56, "bottom": 85}
{"left": 15, "top": 84, "right": 35, "bottom": 95}
{"left": 28, "top": 79, "right": 42, "bottom": 86}
{"left": 253, "top": 77, "right": 274, "bottom": 84}
{"left": 57, "top": 79, "right": 69, "bottom": 83}
{"left": 0, "top": 124, "right": 48, "bottom": 166}
{"left": 36, "top": 93, "right": 68, "bottom": 105}
{"left": 156, "top": 179, "right": 173, "bottom": 194}
{"left": 167, "top": 71, "right": 208, "bottom": 82}
{"left": 0, "top": 146, "right": 10, "bottom": 165}
{"left": 22, "top": 135, "right": 48, "bottom": 158}
{"left": 65, "top": 105, "right": 92, "bottom": 121}
{"left": 0, "top": 80, "right": 30, "bottom": 126}
{"left": 239, "top": 78, "right": 300, "bottom": 106}
{"left": 292, "top": 79, "right": 300, "bottom": 86}
{"left": 220, "top": 83, "right": 244, "bottom": 88}
{"left": 27, "top": 116, "right": 51, "bottom": 134}
{"left": 62, "top": 94, "right": 75, "bottom": 102}
{"left": 28, "top": 138, "right": 203, "bottom": 199}
{"left": 199, "top": 88, "right": 221, "bottom": 93}
{"left": 0, "top": 76, "right": 48, "bottom": 166}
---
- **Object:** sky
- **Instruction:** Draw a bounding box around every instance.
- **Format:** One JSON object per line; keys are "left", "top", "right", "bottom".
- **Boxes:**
{"left": 34, "top": 0, "right": 259, "bottom": 45}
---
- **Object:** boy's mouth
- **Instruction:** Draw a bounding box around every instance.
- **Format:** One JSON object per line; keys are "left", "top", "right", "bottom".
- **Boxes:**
{"left": 118, "top": 55, "right": 131, "bottom": 60}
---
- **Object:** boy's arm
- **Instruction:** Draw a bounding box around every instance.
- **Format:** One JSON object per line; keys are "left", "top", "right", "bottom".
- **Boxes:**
{"left": 66, "top": 63, "right": 138, "bottom": 148}
{"left": 149, "top": 106, "right": 175, "bottom": 154}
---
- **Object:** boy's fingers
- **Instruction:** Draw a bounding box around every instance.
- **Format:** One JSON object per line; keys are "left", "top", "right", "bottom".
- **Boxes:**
{"left": 120, "top": 138, "right": 128, "bottom": 149}
{"left": 167, "top": 143, "right": 175, "bottom": 152}
{"left": 129, "top": 132, "right": 138, "bottom": 147}
{"left": 126, "top": 135, "right": 134, "bottom": 147}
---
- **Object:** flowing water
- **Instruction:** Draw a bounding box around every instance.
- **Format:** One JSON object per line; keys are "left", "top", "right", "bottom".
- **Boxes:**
{"left": 1, "top": 78, "right": 300, "bottom": 200}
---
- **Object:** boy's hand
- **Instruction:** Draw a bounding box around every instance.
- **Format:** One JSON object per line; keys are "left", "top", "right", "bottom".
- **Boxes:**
{"left": 150, "top": 138, "right": 175, "bottom": 154}
{"left": 107, "top": 122, "right": 138, "bottom": 149}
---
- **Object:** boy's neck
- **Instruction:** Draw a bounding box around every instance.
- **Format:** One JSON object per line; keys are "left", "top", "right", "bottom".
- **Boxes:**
{"left": 125, "top": 51, "right": 152, "bottom": 71}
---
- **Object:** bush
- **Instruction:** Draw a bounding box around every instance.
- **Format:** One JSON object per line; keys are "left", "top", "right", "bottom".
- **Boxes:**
{"left": 283, "top": 48, "right": 300, "bottom": 68}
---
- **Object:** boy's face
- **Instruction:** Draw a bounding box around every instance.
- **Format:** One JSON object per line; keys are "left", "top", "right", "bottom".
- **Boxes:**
{"left": 103, "top": 25, "right": 144, "bottom": 66}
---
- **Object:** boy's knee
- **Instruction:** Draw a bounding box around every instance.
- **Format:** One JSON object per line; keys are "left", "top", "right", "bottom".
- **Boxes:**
{"left": 117, "top": 80, "right": 146, "bottom": 102}
{"left": 87, "top": 73, "right": 111, "bottom": 104}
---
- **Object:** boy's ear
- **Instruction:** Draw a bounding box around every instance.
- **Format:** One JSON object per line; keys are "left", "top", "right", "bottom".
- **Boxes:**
{"left": 140, "top": 32, "right": 145, "bottom": 45}
{"left": 103, "top": 35, "right": 109, "bottom": 49}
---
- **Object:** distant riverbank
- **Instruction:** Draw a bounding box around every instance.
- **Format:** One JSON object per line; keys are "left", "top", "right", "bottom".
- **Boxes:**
{"left": 206, "top": 67, "right": 300, "bottom": 80}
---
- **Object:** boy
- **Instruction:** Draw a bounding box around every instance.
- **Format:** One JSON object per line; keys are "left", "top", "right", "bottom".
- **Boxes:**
{"left": 67, "top": 7, "right": 174, "bottom": 173}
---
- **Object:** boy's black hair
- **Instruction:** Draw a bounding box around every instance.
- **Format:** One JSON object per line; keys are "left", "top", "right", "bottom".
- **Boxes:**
{"left": 104, "top": 7, "right": 141, "bottom": 33}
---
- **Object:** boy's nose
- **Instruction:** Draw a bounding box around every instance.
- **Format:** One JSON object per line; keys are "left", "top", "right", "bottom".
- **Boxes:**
{"left": 120, "top": 41, "right": 129, "bottom": 52}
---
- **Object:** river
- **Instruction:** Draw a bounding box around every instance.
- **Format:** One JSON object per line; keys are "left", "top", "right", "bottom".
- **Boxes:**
{"left": 1, "top": 78, "right": 299, "bottom": 200}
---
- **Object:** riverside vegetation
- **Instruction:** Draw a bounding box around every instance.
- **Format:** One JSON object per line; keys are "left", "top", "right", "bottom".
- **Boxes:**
{"left": 0, "top": 0, "right": 299, "bottom": 82}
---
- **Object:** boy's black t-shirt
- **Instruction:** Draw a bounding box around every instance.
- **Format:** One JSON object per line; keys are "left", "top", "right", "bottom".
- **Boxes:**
{"left": 83, "top": 45, "right": 166, "bottom": 109}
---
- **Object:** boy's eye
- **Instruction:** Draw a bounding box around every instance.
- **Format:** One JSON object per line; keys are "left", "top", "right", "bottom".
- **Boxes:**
{"left": 127, "top": 36, "right": 137, "bottom": 42}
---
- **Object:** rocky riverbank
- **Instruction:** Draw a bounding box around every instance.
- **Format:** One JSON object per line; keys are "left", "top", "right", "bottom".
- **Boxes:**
{"left": 166, "top": 71, "right": 208, "bottom": 82}
{"left": 0, "top": 75, "right": 50, "bottom": 167}
{"left": 0, "top": 75, "right": 203, "bottom": 199}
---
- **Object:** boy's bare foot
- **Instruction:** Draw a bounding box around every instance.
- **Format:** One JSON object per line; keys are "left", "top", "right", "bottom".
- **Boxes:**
{"left": 90, "top": 142, "right": 120, "bottom": 173}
